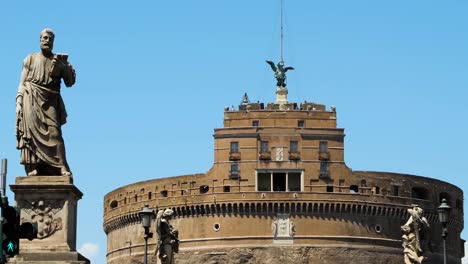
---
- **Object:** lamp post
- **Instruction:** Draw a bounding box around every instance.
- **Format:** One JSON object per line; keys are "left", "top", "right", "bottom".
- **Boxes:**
{"left": 139, "top": 205, "right": 155, "bottom": 264}
{"left": 438, "top": 198, "right": 451, "bottom": 264}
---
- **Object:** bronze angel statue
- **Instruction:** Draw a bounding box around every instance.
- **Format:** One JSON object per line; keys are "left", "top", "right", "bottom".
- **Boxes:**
{"left": 266, "top": 60, "right": 294, "bottom": 87}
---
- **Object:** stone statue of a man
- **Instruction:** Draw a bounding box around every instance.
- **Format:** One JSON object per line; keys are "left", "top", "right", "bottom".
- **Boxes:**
{"left": 16, "top": 28, "right": 76, "bottom": 176}
{"left": 401, "top": 206, "right": 430, "bottom": 264}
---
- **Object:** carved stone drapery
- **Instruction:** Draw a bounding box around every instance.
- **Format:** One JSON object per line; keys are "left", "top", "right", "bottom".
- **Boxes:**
{"left": 401, "top": 206, "right": 430, "bottom": 264}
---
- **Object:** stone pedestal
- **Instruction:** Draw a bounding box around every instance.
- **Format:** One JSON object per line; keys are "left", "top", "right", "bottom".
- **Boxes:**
{"left": 275, "top": 86, "right": 288, "bottom": 107}
{"left": 9, "top": 176, "right": 89, "bottom": 264}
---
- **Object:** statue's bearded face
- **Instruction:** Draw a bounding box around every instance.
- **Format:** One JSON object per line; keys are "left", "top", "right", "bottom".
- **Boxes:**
{"left": 40, "top": 32, "right": 54, "bottom": 52}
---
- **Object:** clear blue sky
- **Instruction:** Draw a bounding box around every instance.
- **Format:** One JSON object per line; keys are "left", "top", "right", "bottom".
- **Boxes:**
{"left": 1, "top": 1, "right": 467, "bottom": 263}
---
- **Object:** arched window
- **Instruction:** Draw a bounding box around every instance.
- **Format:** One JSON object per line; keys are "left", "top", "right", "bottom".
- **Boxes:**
{"left": 110, "top": 200, "right": 118, "bottom": 209}
{"left": 200, "top": 185, "right": 210, "bottom": 194}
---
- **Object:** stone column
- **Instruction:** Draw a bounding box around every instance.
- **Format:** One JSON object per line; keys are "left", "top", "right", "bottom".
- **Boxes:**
{"left": 9, "top": 176, "right": 89, "bottom": 263}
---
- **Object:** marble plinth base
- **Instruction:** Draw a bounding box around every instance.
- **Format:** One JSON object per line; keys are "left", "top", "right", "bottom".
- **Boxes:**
{"left": 9, "top": 176, "right": 89, "bottom": 264}
{"left": 276, "top": 86, "right": 288, "bottom": 105}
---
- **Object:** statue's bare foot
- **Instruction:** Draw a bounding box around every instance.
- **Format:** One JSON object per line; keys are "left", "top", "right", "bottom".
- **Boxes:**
{"left": 61, "top": 168, "right": 72, "bottom": 176}
{"left": 27, "top": 169, "right": 38, "bottom": 176}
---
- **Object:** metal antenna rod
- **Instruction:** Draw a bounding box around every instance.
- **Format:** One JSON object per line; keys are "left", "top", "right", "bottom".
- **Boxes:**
{"left": 280, "top": 0, "right": 284, "bottom": 63}
{"left": 1, "top": 159, "right": 7, "bottom": 196}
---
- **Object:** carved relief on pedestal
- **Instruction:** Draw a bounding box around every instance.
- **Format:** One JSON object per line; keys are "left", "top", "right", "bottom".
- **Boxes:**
{"left": 18, "top": 199, "right": 64, "bottom": 239}
{"left": 272, "top": 214, "right": 295, "bottom": 238}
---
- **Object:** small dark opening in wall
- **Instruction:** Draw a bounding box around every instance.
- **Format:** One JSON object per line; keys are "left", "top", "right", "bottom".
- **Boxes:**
{"left": 411, "top": 187, "right": 429, "bottom": 200}
{"left": 161, "top": 190, "right": 168, "bottom": 197}
{"left": 373, "top": 186, "right": 380, "bottom": 195}
{"left": 180, "top": 190, "right": 186, "bottom": 196}
{"left": 360, "top": 179, "right": 367, "bottom": 187}
{"left": 326, "top": 186, "right": 334, "bottom": 193}
{"left": 375, "top": 225, "right": 382, "bottom": 233}
{"left": 223, "top": 186, "right": 231, "bottom": 192}
{"left": 110, "top": 200, "right": 118, "bottom": 209}
{"left": 213, "top": 223, "right": 220, "bottom": 231}
{"left": 148, "top": 192, "right": 152, "bottom": 200}
{"left": 392, "top": 185, "right": 400, "bottom": 196}
{"left": 134, "top": 194, "right": 138, "bottom": 202}
{"left": 252, "top": 120, "right": 259, "bottom": 127}
{"left": 200, "top": 185, "right": 210, "bottom": 194}
{"left": 349, "top": 185, "right": 359, "bottom": 193}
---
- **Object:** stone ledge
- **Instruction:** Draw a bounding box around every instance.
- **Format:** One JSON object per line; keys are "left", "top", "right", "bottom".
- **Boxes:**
{"left": 9, "top": 251, "right": 89, "bottom": 264}
{"left": 11, "top": 176, "right": 83, "bottom": 199}
{"left": 15, "top": 176, "right": 73, "bottom": 185}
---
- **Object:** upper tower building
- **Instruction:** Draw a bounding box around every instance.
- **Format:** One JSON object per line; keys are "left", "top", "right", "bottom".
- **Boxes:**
{"left": 104, "top": 88, "right": 464, "bottom": 263}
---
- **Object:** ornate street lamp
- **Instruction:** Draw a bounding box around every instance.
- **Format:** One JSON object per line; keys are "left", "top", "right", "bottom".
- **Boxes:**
{"left": 438, "top": 198, "right": 451, "bottom": 264}
{"left": 139, "top": 205, "right": 155, "bottom": 264}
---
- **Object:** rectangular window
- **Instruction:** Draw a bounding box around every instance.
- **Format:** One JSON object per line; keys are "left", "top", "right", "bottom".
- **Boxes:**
{"left": 260, "top": 141, "right": 269, "bottom": 153}
{"left": 223, "top": 186, "right": 231, "bottom": 192}
{"left": 392, "top": 185, "right": 399, "bottom": 196}
{"left": 319, "top": 141, "right": 328, "bottom": 153}
{"left": 257, "top": 171, "right": 303, "bottom": 192}
{"left": 231, "top": 163, "right": 238, "bottom": 174}
{"left": 320, "top": 162, "right": 328, "bottom": 177}
{"left": 298, "top": 120, "right": 304, "bottom": 127}
{"left": 290, "top": 141, "right": 298, "bottom": 153}
{"left": 273, "top": 173, "right": 286, "bottom": 192}
{"left": 252, "top": 120, "right": 259, "bottom": 127}
{"left": 230, "top": 142, "right": 239, "bottom": 153}
{"left": 288, "top": 173, "right": 301, "bottom": 191}
{"left": 258, "top": 173, "right": 271, "bottom": 191}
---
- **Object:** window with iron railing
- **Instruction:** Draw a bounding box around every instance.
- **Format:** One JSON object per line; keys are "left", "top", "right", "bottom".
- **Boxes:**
{"left": 230, "top": 163, "right": 239, "bottom": 179}
{"left": 319, "top": 141, "right": 328, "bottom": 153}
{"left": 290, "top": 141, "right": 298, "bottom": 153}
{"left": 260, "top": 141, "right": 269, "bottom": 153}
{"left": 230, "top": 142, "right": 239, "bottom": 153}
{"left": 319, "top": 162, "right": 329, "bottom": 178}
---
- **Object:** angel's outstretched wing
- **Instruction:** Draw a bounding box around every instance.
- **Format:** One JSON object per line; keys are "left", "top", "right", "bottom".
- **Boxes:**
{"left": 266, "top": 60, "right": 277, "bottom": 72}
{"left": 284, "top": 66, "right": 295, "bottom": 72}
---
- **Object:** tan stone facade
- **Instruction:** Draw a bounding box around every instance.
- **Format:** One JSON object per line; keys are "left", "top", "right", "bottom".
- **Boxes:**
{"left": 103, "top": 102, "right": 464, "bottom": 264}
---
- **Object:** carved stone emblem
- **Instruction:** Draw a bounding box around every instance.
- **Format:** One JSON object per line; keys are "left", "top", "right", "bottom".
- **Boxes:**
{"left": 276, "top": 148, "right": 284, "bottom": 161}
{"left": 272, "top": 214, "right": 295, "bottom": 238}
{"left": 18, "top": 199, "right": 64, "bottom": 239}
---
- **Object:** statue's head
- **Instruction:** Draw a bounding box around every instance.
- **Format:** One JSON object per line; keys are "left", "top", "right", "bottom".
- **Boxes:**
{"left": 40, "top": 28, "right": 55, "bottom": 53}
{"left": 163, "top": 208, "right": 174, "bottom": 219}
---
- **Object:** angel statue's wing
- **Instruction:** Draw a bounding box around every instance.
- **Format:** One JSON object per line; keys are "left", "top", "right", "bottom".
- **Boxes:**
{"left": 284, "top": 66, "right": 295, "bottom": 72}
{"left": 266, "top": 60, "right": 277, "bottom": 71}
